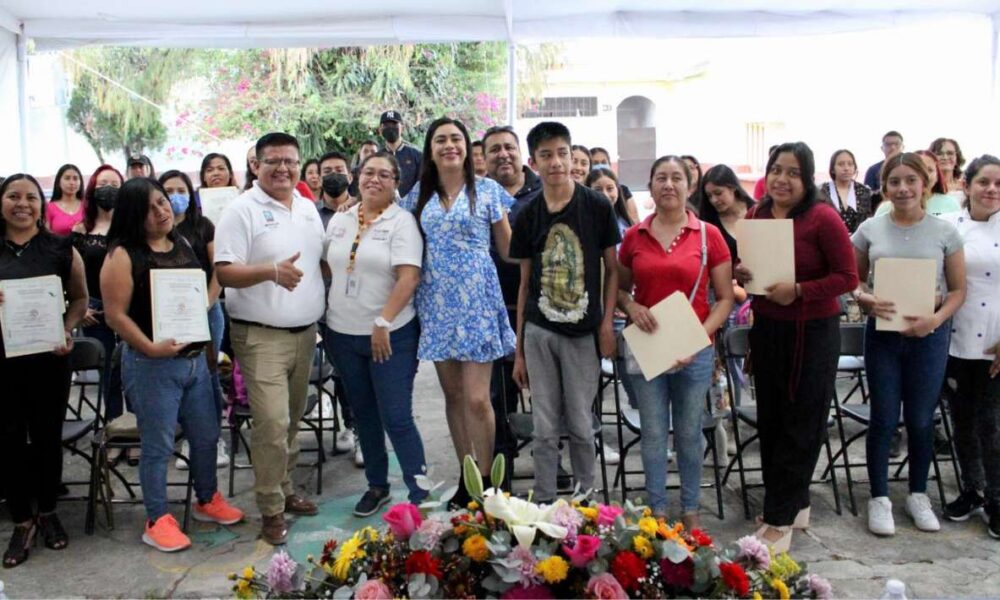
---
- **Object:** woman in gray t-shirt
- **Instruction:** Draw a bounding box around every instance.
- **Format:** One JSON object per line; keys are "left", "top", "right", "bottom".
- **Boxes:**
{"left": 850, "top": 152, "right": 967, "bottom": 538}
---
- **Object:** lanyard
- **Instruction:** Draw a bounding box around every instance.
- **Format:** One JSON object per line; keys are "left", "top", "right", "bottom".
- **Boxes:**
{"left": 346, "top": 203, "right": 384, "bottom": 273}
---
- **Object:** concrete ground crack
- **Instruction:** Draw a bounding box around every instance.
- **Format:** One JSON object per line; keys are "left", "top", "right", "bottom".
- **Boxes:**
{"left": 164, "top": 564, "right": 196, "bottom": 598}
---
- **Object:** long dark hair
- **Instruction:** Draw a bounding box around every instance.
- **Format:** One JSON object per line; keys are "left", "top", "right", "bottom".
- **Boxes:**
{"left": 415, "top": 117, "right": 478, "bottom": 226}
{"left": 107, "top": 178, "right": 174, "bottom": 252}
{"left": 759, "top": 142, "right": 819, "bottom": 219}
{"left": 83, "top": 165, "right": 125, "bottom": 232}
{"left": 698, "top": 164, "right": 755, "bottom": 228}
{"left": 585, "top": 167, "right": 633, "bottom": 226}
{"left": 199, "top": 153, "right": 237, "bottom": 188}
{"left": 158, "top": 170, "right": 204, "bottom": 224}
{"left": 914, "top": 150, "right": 948, "bottom": 195}
{"left": 0, "top": 173, "right": 47, "bottom": 239}
{"left": 52, "top": 163, "right": 85, "bottom": 201}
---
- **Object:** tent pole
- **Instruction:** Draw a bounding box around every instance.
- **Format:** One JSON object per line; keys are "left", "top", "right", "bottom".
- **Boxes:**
{"left": 506, "top": 41, "right": 516, "bottom": 127}
{"left": 16, "top": 23, "right": 28, "bottom": 172}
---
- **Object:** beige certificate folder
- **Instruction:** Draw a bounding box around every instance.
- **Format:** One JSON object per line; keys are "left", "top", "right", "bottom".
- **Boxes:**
{"left": 621, "top": 291, "right": 711, "bottom": 381}
{"left": 735, "top": 219, "right": 795, "bottom": 295}
{"left": 873, "top": 258, "right": 936, "bottom": 332}
{"left": 198, "top": 186, "right": 240, "bottom": 225}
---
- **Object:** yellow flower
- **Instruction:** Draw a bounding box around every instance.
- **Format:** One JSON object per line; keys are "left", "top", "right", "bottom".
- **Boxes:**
{"left": 462, "top": 534, "right": 490, "bottom": 562}
{"left": 534, "top": 555, "right": 570, "bottom": 584}
{"left": 235, "top": 579, "right": 253, "bottom": 600}
{"left": 641, "top": 507, "right": 652, "bottom": 518}
{"left": 468, "top": 500, "right": 480, "bottom": 511}
{"left": 332, "top": 532, "right": 367, "bottom": 580}
{"left": 638, "top": 517, "right": 659, "bottom": 538}
{"left": 578, "top": 506, "right": 599, "bottom": 522}
{"left": 772, "top": 578, "right": 790, "bottom": 600}
{"left": 241, "top": 566, "right": 255, "bottom": 580}
{"left": 363, "top": 526, "right": 379, "bottom": 542}
{"left": 768, "top": 552, "right": 802, "bottom": 580}
{"left": 753, "top": 592, "right": 763, "bottom": 600}
{"left": 633, "top": 535, "right": 654, "bottom": 559}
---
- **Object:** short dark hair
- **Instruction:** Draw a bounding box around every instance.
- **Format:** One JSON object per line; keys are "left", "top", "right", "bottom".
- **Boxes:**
{"left": 471, "top": 140, "right": 484, "bottom": 149}
{"left": 52, "top": 164, "right": 85, "bottom": 201}
{"left": 158, "top": 169, "right": 203, "bottom": 224}
{"left": 299, "top": 158, "right": 320, "bottom": 181}
{"left": 482, "top": 125, "right": 519, "bottom": 149}
{"left": 828, "top": 149, "right": 858, "bottom": 180}
{"left": 590, "top": 147, "right": 611, "bottom": 162}
{"left": 358, "top": 151, "right": 401, "bottom": 186}
{"left": 962, "top": 154, "right": 1000, "bottom": 208}
{"left": 0, "top": 173, "right": 47, "bottom": 238}
{"left": 882, "top": 130, "right": 903, "bottom": 143}
{"left": 319, "top": 151, "right": 350, "bottom": 170}
{"left": 929, "top": 137, "right": 966, "bottom": 179}
{"left": 648, "top": 155, "right": 692, "bottom": 188}
{"left": 199, "top": 153, "right": 237, "bottom": 188}
{"left": 255, "top": 132, "right": 300, "bottom": 159}
{"left": 526, "top": 121, "right": 572, "bottom": 159}
{"left": 762, "top": 142, "right": 819, "bottom": 218}
{"left": 107, "top": 177, "right": 173, "bottom": 252}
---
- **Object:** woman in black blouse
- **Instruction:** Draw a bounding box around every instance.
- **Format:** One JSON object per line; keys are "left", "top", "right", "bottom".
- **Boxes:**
{"left": 1, "top": 174, "right": 88, "bottom": 568}
{"left": 818, "top": 149, "right": 873, "bottom": 233}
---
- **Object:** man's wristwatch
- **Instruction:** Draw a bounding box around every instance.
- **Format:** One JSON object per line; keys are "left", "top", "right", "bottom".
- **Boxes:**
{"left": 374, "top": 317, "right": 392, "bottom": 329}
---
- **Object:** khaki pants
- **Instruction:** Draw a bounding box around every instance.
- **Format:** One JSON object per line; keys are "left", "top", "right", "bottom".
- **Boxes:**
{"left": 230, "top": 322, "right": 317, "bottom": 516}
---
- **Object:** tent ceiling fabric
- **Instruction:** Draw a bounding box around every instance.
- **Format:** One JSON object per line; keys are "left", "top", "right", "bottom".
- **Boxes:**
{"left": 2, "top": 0, "right": 1000, "bottom": 48}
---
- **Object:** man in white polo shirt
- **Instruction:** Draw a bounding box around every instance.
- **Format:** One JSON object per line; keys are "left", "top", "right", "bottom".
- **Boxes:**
{"left": 214, "top": 132, "right": 326, "bottom": 545}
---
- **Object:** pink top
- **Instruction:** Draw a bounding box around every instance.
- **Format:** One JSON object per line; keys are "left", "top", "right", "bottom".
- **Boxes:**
{"left": 46, "top": 200, "right": 85, "bottom": 236}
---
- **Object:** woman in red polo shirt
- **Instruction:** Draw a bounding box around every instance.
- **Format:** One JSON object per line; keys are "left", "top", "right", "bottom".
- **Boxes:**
{"left": 617, "top": 155, "right": 734, "bottom": 529}
{"left": 735, "top": 142, "right": 859, "bottom": 552}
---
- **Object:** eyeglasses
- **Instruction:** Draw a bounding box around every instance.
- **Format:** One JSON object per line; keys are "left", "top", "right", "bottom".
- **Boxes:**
{"left": 936, "top": 151, "right": 957, "bottom": 158}
{"left": 360, "top": 168, "right": 397, "bottom": 182}
{"left": 259, "top": 158, "right": 300, "bottom": 168}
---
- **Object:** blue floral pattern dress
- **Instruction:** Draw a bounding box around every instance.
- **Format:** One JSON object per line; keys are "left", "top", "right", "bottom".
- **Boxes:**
{"left": 401, "top": 177, "right": 517, "bottom": 362}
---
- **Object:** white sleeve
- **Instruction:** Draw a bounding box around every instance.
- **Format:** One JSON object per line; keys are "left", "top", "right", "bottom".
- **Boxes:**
{"left": 213, "top": 202, "right": 251, "bottom": 265}
{"left": 390, "top": 212, "right": 424, "bottom": 268}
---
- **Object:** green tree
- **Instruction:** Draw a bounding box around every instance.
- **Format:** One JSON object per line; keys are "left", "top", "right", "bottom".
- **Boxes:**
{"left": 64, "top": 47, "right": 195, "bottom": 163}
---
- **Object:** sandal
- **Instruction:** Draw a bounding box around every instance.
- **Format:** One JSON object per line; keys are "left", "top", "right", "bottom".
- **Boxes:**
{"left": 755, "top": 523, "right": 793, "bottom": 554}
{"left": 3, "top": 522, "right": 37, "bottom": 569}
{"left": 756, "top": 507, "right": 810, "bottom": 530}
{"left": 37, "top": 513, "right": 69, "bottom": 550}
{"left": 106, "top": 447, "right": 124, "bottom": 468}
{"left": 126, "top": 447, "right": 141, "bottom": 467}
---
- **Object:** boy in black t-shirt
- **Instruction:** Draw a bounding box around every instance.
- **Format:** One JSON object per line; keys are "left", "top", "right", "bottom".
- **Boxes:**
{"left": 510, "top": 122, "right": 620, "bottom": 503}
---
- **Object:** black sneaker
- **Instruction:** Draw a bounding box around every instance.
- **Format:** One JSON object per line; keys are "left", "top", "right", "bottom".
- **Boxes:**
{"left": 987, "top": 502, "right": 1000, "bottom": 539}
{"left": 889, "top": 430, "right": 903, "bottom": 459}
{"left": 945, "top": 490, "right": 986, "bottom": 522}
{"left": 353, "top": 488, "right": 391, "bottom": 517}
{"left": 556, "top": 463, "right": 573, "bottom": 490}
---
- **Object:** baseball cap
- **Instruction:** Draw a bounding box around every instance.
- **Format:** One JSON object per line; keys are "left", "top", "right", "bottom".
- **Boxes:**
{"left": 380, "top": 110, "right": 402, "bottom": 124}
{"left": 127, "top": 153, "right": 152, "bottom": 167}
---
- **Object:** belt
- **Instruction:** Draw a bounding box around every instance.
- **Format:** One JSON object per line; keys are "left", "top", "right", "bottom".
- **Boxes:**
{"left": 178, "top": 346, "right": 206, "bottom": 358}
{"left": 231, "top": 318, "right": 313, "bottom": 334}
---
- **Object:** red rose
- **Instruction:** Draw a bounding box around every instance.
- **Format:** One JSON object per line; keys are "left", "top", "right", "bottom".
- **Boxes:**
{"left": 609, "top": 551, "right": 647, "bottom": 592}
{"left": 690, "top": 528, "right": 713, "bottom": 547}
{"left": 719, "top": 562, "right": 750, "bottom": 597}
{"left": 659, "top": 558, "right": 694, "bottom": 589}
{"left": 405, "top": 550, "right": 443, "bottom": 580}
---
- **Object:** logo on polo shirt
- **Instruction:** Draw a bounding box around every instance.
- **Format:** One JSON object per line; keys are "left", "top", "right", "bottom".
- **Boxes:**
{"left": 263, "top": 210, "right": 275, "bottom": 223}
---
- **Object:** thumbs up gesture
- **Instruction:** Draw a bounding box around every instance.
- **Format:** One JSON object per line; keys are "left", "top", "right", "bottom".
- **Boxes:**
{"left": 274, "top": 252, "right": 304, "bottom": 291}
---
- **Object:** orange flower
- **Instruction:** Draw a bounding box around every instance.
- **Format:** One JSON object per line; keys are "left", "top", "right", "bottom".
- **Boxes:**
{"left": 462, "top": 534, "right": 490, "bottom": 562}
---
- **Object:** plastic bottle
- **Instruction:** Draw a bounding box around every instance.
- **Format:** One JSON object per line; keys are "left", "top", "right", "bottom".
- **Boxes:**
{"left": 880, "top": 579, "right": 907, "bottom": 600}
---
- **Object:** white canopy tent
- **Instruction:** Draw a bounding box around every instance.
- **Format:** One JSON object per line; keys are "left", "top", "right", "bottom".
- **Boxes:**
{"left": 2, "top": 0, "right": 1000, "bottom": 172}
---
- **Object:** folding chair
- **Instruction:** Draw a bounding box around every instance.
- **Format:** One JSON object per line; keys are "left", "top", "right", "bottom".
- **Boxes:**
{"left": 56, "top": 338, "right": 104, "bottom": 521}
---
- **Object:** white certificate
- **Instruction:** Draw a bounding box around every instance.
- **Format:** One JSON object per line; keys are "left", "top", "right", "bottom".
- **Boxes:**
{"left": 151, "top": 269, "right": 210, "bottom": 343}
{"left": 621, "top": 291, "right": 712, "bottom": 381}
{"left": 0, "top": 275, "right": 66, "bottom": 358}
{"left": 198, "top": 186, "right": 240, "bottom": 225}
{"left": 735, "top": 219, "right": 796, "bottom": 295}
{"left": 873, "top": 258, "right": 936, "bottom": 332}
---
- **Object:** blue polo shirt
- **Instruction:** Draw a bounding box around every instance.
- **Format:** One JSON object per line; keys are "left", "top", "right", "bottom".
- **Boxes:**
{"left": 386, "top": 142, "right": 423, "bottom": 197}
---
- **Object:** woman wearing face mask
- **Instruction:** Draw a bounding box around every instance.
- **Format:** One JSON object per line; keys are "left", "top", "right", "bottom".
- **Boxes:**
{"left": 570, "top": 145, "right": 592, "bottom": 183}
{"left": 819, "top": 149, "right": 873, "bottom": 233}
{"left": 159, "top": 170, "right": 229, "bottom": 469}
{"left": 46, "top": 164, "right": 86, "bottom": 236}
{"left": 72, "top": 165, "right": 127, "bottom": 429}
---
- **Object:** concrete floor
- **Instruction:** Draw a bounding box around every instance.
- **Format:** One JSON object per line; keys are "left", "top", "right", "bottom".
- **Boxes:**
{"left": 1, "top": 363, "right": 998, "bottom": 598}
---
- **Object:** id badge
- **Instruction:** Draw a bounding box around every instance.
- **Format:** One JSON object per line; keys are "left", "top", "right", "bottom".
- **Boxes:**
{"left": 345, "top": 273, "right": 360, "bottom": 298}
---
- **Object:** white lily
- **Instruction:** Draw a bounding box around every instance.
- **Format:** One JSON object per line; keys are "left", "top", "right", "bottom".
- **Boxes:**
{"left": 482, "top": 490, "right": 569, "bottom": 548}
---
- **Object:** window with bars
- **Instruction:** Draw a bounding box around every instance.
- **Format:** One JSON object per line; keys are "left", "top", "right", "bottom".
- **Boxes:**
{"left": 522, "top": 96, "right": 599, "bottom": 118}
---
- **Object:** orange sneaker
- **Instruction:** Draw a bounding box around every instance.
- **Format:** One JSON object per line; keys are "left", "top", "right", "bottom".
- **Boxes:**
{"left": 193, "top": 491, "right": 245, "bottom": 525}
{"left": 142, "top": 514, "right": 191, "bottom": 552}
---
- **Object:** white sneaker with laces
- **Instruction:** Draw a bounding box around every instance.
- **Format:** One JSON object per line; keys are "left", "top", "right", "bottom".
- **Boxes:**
{"left": 602, "top": 447, "right": 620, "bottom": 465}
{"left": 336, "top": 429, "right": 356, "bottom": 453}
{"left": 905, "top": 493, "right": 941, "bottom": 532}
{"left": 868, "top": 496, "right": 895, "bottom": 536}
{"left": 176, "top": 441, "right": 190, "bottom": 470}
{"left": 353, "top": 438, "right": 365, "bottom": 467}
{"left": 216, "top": 437, "right": 229, "bottom": 468}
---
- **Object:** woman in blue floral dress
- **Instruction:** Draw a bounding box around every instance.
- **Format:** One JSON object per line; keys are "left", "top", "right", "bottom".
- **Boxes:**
{"left": 401, "top": 117, "right": 516, "bottom": 500}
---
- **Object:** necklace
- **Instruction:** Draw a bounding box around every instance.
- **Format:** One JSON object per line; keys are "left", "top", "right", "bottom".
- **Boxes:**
{"left": 346, "top": 203, "right": 386, "bottom": 273}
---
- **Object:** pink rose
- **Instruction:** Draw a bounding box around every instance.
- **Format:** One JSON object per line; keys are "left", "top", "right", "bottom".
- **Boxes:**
{"left": 597, "top": 505, "right": 624, "bottom": 527}
{"left": 382, "top": 503, "right": 422, "bottom": 540}
{"left": 562, "top": 534, "right": 601, "bottom": 568}
{"left": 585, "top": 573, "right": 628, "bottom": 600}
{"left": 355, "top": 578, "right": 393, "bottom": 600}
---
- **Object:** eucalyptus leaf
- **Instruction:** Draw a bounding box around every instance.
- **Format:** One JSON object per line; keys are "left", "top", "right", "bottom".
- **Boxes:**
{"left": 332, "top": 585, "right": 354, "bottom": 599}
{"left": 440, "top": 485, "right": 458, "bottom": 503}
{"left": 443, "top": 536, "right": 460, "bottom": 553}
{"left": 415, "top": 474, "right": 434, "bottom": 491}
{"left": 662, "top": 540, "right": 691, "bottom": 563}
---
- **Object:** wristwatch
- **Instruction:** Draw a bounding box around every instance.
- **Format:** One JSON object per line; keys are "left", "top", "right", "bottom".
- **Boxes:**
{"left": 374, "top": 316, "right": 392, "bottom": 329}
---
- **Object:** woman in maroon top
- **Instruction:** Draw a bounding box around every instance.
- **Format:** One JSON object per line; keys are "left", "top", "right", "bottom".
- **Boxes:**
{"left": 735, "top": 142, "right": 859, "bottom": 552}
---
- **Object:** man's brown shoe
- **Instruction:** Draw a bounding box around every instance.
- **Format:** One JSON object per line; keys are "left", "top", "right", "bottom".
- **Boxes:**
{"left": 260, "top": 513, "right": 288, "bottom": 545}
{"left": 284, "top": 495, "right": 319, "bottom": 516}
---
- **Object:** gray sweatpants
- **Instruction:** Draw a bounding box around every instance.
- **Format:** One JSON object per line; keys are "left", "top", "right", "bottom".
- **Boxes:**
{"left": 524, "top": 321, "right": 600, "bottom": 502}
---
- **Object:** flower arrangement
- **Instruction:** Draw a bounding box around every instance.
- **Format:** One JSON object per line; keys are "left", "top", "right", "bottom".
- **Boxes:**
{"left": 231, "top": 456, "right": 831, "bottom": 599}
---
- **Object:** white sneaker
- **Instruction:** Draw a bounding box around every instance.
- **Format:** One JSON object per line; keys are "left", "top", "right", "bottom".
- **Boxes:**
{"left": 353, "top": 439, "right": 365, "bottom": 468}
{"left": 336, "top": 429, "right": 356, "bottom": 453}
{"left": 216, "top": 437, "right": 229, "bottom": 468}
{"left": 603, "top": 447, "right": 620, "bottom": 465}
{"left": 176, "top": 441, "right": 190, "bottom": 470}
{"left": 905, "top": 493, "right": 941, "bottom": 532}
{"left": 868, "top": 496, "right": 895, "bottom": 536}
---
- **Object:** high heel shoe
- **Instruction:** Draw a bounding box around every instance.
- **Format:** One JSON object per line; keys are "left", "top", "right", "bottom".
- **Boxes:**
{"left": 37, "top": 512, "right": 69, "bottom": 550}
{"left": 3, "top": 522, "right": 37, "bottom": 569}
{"left": 755, "top": 523, "right": 793, "bottom": 554}
{"left": 793, "top": 507, "right": 810, "bottom": 530}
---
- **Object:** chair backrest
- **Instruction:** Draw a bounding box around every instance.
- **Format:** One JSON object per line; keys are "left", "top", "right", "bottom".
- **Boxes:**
{"left": 69, "top": 336, "right": 105, "bottom": 372}
{"left": 839, "top": 322, "right": 865, "bottom": 356}
{"left": 723, "top": 325, "right": 751, "bottom": 359}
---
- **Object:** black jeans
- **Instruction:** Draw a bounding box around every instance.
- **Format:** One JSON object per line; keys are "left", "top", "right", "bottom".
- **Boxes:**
{"left": 0, "top": 353, "right": 71, "bottom": 523}
{"left": 750, "top": 315, "right": 840, "bottom": 526}
{"left": 491, "top": 308, "right": 519, "bottom": 462}
{"left": 949, "top": 356, "right": 1000, "bottom": 504}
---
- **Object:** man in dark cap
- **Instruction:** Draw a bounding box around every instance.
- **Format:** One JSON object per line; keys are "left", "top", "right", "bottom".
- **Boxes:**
{"left": 378, "top": 110, "right": 422, "bottom": 196}
{"left": 126, "top": 154, "right": 155, "bottom": 180}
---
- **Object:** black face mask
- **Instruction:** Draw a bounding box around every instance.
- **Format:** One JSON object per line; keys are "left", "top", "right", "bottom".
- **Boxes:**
{"left": 381, "top": 125, "right": 400, "bottom": 144}
{"left": 322, "top": 173, "right": 350, "bottom": 199}
{"left": 93, "top": 185, "right": 118, "bottom": 211}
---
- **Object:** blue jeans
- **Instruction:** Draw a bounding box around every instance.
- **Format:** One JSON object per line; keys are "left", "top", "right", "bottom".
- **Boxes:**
{"left": 208, "top": 301, "right": 226, "bottom": 415}
{"left": 626, "top": 346, "right": 714, "bottom": 513}
{"left": 83, "top": 298, "right": 125, "bottom": 419}
{"left": 122, "top": 346, "right": 220, "bottom": 521}
{"left": 864, "top": 318, "right": 951, "bottom": 497}
{"left": 325, "top": 318, "right": 427, "bottom": 503}
{"left": 318, "top": 322, "right": 355, "bottom": 430}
